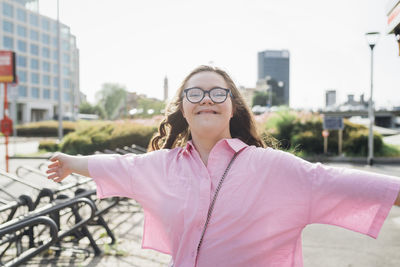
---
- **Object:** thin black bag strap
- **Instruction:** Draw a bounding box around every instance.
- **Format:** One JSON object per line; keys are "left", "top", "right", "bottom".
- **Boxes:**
{"left": 196, "top": 149, "right": 243, "bottom": 256}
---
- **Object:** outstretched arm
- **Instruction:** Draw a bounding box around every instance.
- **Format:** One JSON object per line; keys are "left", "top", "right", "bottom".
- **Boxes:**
{"left": 46, "top": 152, "right": 91, "bottom": 183}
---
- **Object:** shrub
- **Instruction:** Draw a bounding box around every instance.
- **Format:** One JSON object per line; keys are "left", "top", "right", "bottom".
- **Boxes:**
{"left": 291, "top": 131, "right": 323, "bottom": 155}
{"left": 59, "top": 120, "right": 157, "bottom": 155}
{"left": 265, "top": 110, "right": 297, "bottom": 149}
{"left": 262, "top": 111, "right": 387, "bottom": 157}
{"left": 38, "top": 139, "right": 59, "bottom": 152}
{"left": 17, "top": 121, "right": 76, "bottom": 137}
{"left": 343, "top": 130, "right": 383, "bottom": 156}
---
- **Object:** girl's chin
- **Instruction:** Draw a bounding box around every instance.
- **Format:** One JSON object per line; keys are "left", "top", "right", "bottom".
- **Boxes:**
{"left": 190, "top": 124, "right": 230, "bottom": 136}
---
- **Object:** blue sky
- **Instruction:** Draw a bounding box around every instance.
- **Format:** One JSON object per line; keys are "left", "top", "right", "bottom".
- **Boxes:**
{"left": 37, "top": 0, "right": 400, "bottom": 109}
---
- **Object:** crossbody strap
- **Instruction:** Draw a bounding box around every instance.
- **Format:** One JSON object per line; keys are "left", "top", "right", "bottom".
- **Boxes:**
{"left": 196, "top": 149, "right": 243, "bottom": 258}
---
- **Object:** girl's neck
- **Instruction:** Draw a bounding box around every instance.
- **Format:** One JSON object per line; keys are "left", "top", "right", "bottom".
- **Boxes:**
{"left": 191, "top": 133, "right": 232, "bottom": 166}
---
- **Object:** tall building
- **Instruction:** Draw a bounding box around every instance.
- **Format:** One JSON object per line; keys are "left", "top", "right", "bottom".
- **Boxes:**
{"left": 164, "top": 76, "right": 168, "bottom": 101}
{"left": 0, "top": 0, "right": 80, "bottom": 124}
{"left": 325, "top": 90, "right": 336, "bottom": 107}
{"left": 257, "top": 50, "right": 290, "bottom": 106}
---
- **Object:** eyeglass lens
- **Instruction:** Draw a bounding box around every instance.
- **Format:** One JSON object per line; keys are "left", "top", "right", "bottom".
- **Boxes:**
{"left": 186, "top": 88, "right": 228, "bottom": 103}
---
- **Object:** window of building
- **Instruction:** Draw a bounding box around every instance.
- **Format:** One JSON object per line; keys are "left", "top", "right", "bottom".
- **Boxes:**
{"left": 29, "top": 13, "right": 38, "bottom": 26}
{"left": 3, "top": 36, "right": 13, "bottom": 49}
{"left": 53, "top": 77, "right": 59, "bottom": 88}
{"left": 31, "top": 87, "right": 40, "bottom": 98}
{"left": 64, "top": 92, "right": 70, "bottom": 102}
{"left": 17, "top": 25, "right": 26, "bottom": 37}
{"left": 42, "top": 33, "right": 50, "bottom": 45}
{"left": 62, "top": 40, "right": 70, "bottom": 51}
{"left": 2, "top": 3, "right": 13, "bottom": 18}
{"left": 63, "top": 53, "right": 70, "bottom": 63}
{"left": 61, "top": 25, "right": 69, "bottom": 39}
{"left": 30, "top": 44, "right": 39, "bottom": 55}
{"left": 30, "top": 58, "right": 39, "bottom": 70}
{"left": 63, "top": 79, "right": 70, "bottom": 89}
{"left": 53, "top": 49, "right": 58, "bottom": 60}
{"left": 43, "top": 89, "right": 50, "bottom": 99}
{"left": 41, "top": 18, "right": 50, "bottom": 31}
{"left": 54, "top": 90, "right": 59, "bottom": 100}
{"left": 63, "top": 66, "right": 69, "bottom": 76}
{"left": 42, "top": 47, "right": 50, "bottom": 58}
{"left": 17, "top": 8, "right": 26, "bottom": 22}
{"left": 17, "top": 40, "right": 26, "bottom": 52}
{"left": 42, "top": 61, "right": 50, "bottom": 72}
{"left": 3, "top": 20, "right": 13, "bottom": 33}
{"left": 30, "top": 29, "right": 39, "bottom": 41}
{"left": 18, "top": 85, "right": 27, "bottom": 97}
{"left": 17, "top": 55, "right": 27, "bottom": 67}
{"left": 31, "top": 73, "right": 39, "bottom": 84}
{"left": 52, "top": 21, "right": 58, "bottom": 34}
{"left": 52, "top": 36, "right": 58, "bottom": 47}
{"left": 43, "top": 75, "right": 50, "bottom": 86}
{"left": 53, "top": 64, "right": 59, "bottom": 74}
{"left": 17, "top": 70, "right": 27, "bottom": 83}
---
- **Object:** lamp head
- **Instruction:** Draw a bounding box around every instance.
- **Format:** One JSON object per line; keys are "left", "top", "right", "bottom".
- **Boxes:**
{"left": 365, "top": 32, "right": 381, "bottom": 49}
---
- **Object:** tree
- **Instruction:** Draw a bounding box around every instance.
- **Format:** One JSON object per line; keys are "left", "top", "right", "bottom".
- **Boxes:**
{"left": 95, "top": 83, "right": 127, "bottom": 120}
{"left": 79, "top": 102, "right": 106, "bottom": 119}
{"left": 252, "top": 90, "right": 277, "bottom": 107}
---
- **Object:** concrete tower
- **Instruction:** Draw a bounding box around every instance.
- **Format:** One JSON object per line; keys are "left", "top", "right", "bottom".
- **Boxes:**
{"left": 164, "top": 76, "right": 168, "bottom": 101}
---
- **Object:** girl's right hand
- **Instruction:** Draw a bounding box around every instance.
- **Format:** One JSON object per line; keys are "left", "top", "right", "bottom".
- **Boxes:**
{"left": 46, "top": 152, "right": 73, "bottom": 183}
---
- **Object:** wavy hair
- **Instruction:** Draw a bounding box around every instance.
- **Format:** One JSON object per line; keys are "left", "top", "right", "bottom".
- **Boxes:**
{"left": 150, "top": 65, "right": 276, "bottom": 150}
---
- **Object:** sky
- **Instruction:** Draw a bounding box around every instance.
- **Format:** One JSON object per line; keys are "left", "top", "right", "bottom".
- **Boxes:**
{"left": 36, "top": 0, "right": 400, "bottom": 109}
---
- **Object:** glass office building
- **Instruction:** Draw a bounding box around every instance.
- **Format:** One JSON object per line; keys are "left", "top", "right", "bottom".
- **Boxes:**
{"left": 258, "top": 50, "right": 290, "bottom": 106}
{"left": 0, "top": 0, "right": 80, "bottom": 123}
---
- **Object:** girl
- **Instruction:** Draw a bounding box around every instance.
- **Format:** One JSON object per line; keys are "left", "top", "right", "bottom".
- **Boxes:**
{"left": 47, "top": 65, "right": 400, "bottom": 267}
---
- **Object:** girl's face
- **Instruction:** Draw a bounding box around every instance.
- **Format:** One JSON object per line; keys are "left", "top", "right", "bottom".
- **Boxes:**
{"left": 181, "top": 71, "right": 233, "bottom": 140}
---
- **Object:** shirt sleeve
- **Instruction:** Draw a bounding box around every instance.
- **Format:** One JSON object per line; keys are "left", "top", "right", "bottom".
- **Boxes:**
{"left": 88, "top": 150, "right": 178, "bottom": 255}
{"left": 308, "top": 162, "right": 400, "bottom": 238}
{"left": 87, "top": 150, "right": 170, "bottom": 204}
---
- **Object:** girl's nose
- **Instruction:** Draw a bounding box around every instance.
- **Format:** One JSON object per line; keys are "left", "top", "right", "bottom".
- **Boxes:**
{"left": 200, "top": 91, "right": 213, "bottom": 105}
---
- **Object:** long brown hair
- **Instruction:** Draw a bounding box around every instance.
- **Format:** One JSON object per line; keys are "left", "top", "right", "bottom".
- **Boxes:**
{"left": 150, "top": 65, "right": 274, "bottom": 150}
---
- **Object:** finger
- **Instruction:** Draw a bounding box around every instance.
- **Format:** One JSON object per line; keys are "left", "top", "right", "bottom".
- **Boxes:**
{"left": 47, "top": 174, "right": 58, "bottom": 180}
{"left": 47, "top": 162, "right": 59, "bottom": 169}
{"left": 49, "top": 153, "right": 60, "bottom": 162}
{"left": 46, "top": 168, "right": 58, "bottom": 174}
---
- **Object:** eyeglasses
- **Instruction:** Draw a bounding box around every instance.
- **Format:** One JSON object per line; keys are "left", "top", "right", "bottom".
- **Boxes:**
{"left": 183, "top": 87, "right": 232, "bottom": 104}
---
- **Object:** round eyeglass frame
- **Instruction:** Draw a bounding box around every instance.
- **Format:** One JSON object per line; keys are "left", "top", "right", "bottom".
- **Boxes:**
{"left": 182, "top": 87, "right": 233, "bottom": 104}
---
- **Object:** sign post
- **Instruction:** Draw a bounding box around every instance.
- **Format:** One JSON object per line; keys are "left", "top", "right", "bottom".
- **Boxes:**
{"left": 323, "top": 116, "right": 344, "bottom": 155}
{"left": 322, "top": 130, "right": 329, "bottom": 154}
{"left": 0, "top": 51, "right": 17, "bottom": 172}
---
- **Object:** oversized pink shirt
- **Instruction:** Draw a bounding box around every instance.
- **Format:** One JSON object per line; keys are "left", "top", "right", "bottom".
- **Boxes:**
{"left": 88, "top": 138, "right": 400, "bottom": 267}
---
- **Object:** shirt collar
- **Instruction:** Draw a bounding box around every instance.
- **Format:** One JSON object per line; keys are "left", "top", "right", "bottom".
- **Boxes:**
{"left": 184, "top": 138, "right": 248, "bottom": 154}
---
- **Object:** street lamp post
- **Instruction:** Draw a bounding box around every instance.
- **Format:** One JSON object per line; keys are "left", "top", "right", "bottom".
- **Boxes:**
{"left": 57, "top": 0, "right": 63, "bottom": 141}
{"left": 365, "top": 32, "right": 380, "bottom": 166}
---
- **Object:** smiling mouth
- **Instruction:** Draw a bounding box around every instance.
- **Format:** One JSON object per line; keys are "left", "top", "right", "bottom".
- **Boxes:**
{"left": 196, "top": 111, "right": 217, "bottom": 115}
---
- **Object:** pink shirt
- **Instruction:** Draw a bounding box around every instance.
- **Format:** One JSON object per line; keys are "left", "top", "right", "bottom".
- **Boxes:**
{"left": 88, "top": 138, "right": 400, "bottom": 267}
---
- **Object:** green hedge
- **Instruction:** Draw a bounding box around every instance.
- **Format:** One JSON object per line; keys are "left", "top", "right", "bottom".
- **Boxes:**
{"left": 263, "top": 111, "right": 388, "bottom": 157}
{"left": 343, "top": 130, "right": 383, "bottom": 156}
{"left": 17, "top": 121, "right": 76, "bottom": 137}
{"left": 59, "top": 121, "right": 157, "bottom": 155}
{"left": 38, "top": 139, "right": 59, "bottom": 152}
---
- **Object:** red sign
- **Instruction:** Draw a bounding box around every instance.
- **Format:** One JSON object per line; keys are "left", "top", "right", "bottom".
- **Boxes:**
{"left": 322, "top": 130, "right": 329, "bottom": 138}
{"left": 1, "top": 116, "right": 13, "bottom": 136}
{"left": 0, "top": 51, "right": 16, "bottom": 83}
